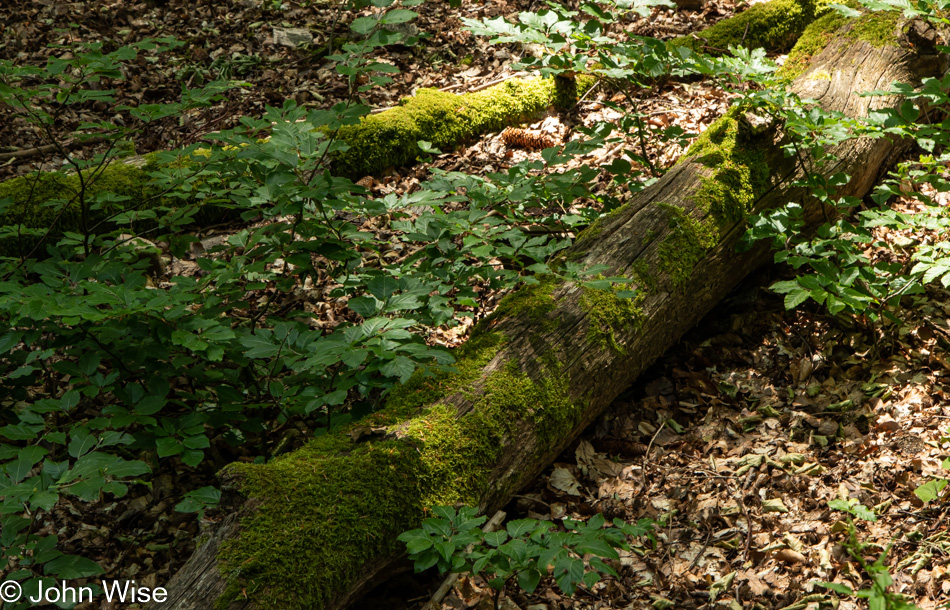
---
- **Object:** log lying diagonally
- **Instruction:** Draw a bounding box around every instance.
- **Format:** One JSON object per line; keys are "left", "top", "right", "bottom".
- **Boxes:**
{"left": 152, "top": 14, "right": 947, "bottom": 610}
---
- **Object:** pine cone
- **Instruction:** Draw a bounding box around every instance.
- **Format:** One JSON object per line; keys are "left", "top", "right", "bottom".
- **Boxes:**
{"left": 501, "top": 127, "right": 557, "bottom": 150}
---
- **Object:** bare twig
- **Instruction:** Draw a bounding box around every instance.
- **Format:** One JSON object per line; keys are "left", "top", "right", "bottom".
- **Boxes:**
{"left": 0, "top": 136, "right": 108, "bottom": 163}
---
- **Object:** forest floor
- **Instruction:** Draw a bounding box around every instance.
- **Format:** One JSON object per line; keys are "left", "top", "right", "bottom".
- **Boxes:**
{"left": 1, "top": 0, "right": 949, "bottom": 609}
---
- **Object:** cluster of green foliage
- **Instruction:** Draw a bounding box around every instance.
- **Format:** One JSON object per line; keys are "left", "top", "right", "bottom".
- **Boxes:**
{"left": 399, "top": 506, "right": 656, "bottom": 610}
{"left": 821, "top": 499, "right": 922, "bottom": 609}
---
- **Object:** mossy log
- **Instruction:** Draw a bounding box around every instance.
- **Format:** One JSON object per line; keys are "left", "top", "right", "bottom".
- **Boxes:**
{"left": 151, "top": 15, "right": 946, "bottom": 610}
{"left": 0, "top": 76, "right": 565, "bottom": 257}
{"left": 671, "top": 0, "right": 820, "bottom": 53}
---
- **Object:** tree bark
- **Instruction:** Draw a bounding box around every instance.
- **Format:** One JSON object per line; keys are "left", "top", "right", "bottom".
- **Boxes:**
{"left": 153, "top": 16, "right": 947, "bottom": 610}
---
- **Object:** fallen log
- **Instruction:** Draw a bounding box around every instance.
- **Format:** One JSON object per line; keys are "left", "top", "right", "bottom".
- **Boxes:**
{"left": 153, "top": 12, "right": 947, "bottom": 610}
{"left": 0, "top": 0, "right": 816, "bottom": 257}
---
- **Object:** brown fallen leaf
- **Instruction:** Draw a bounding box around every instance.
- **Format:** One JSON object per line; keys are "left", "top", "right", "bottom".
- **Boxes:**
{"left": 774, "top": 548, "right": 807, "bottom": 564}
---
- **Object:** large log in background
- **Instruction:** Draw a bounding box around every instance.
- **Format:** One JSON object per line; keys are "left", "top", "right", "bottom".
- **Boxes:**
{"left": 154, "top": 14, "right": 947, "bottom": 610}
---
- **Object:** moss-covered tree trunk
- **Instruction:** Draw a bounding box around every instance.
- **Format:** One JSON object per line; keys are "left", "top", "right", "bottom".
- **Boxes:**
{"left": 152, "top": 14, "right": 946, "bottom": 610}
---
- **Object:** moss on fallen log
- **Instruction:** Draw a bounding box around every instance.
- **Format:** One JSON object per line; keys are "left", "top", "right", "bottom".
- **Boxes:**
{"left": 671, "top": 0, "right": 819, "bottom": 53}
{"left": 777, "top": 8, "right": 900, "bottom": 81}
{"left": 0, "top": 76, "right": 571, "bottom": 256}
{"left": 0, "top": 159, "right": 162, "bottom": 257}
{"left": 213, "top": 326, "right": 583, "bottom": 610}
{"left": 331, "top": 77, "right": 558, "bottom": 178}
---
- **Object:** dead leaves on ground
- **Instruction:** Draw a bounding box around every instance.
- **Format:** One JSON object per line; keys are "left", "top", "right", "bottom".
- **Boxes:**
{"left": 435, "top": 283, "right": 950, "bottom": 610}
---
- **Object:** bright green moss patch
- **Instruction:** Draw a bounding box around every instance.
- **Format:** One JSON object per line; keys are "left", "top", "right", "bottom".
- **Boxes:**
{"left": 657, "top": 203, "right": 718, "bottom": 288}
{"left": 580, "top": 278, "right": 645, "bottom": 354}
{"left": 408, "top": 356, "right": 579, "bottom": 504}
{"left": 215, "top": 435, "right": 425, "bottom": 610}
{"left": 684, "top": 107, "right": 770, "bottom": 222}
{"left": 671, "top": 0, "right": 818, "bottom": 54}
{"left": 382, "top": 329, "right": 505, "bottom": 420}
{"left": 492, "top": 275, "right": 560, "bottom": 327}
{"left": 332, "top": 77, "right": 557, "bottom": 178}
{"left": 777, "top": 9, "right": 849, "bottom": 81}
{"left": 849, "top": 10, "right": 900, "bottom": 46}
{"left": 215, "top": 334, "right": 582, "bottom": 609}
{"left": 663, "top": 107, "right": 770, "bottom": 287}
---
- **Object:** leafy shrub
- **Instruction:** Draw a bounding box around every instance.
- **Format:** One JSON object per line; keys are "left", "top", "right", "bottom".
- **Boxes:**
{"left": 399, "top": 506, "right": 655, "bottom": 608}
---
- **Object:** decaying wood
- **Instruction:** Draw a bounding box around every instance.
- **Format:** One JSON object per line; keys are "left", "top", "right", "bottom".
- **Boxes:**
{"left": 153, "top": 17, "right": 947, "bottom": 610}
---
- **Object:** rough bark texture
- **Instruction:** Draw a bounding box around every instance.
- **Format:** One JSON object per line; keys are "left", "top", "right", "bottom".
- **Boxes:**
{"left": 153, "top": 15, "right": 947, "bottom": 610}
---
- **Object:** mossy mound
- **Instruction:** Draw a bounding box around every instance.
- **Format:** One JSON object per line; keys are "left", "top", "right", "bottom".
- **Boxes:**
{"left": 0, "top": 161, "right": 160, "bottom": 257}
{"left": 671, "top": 0, "right": 818, "bottom": 54}
{"left": 332, "top": 77, "right": 557, "bottom": 178}
{"left": 215, "top": 327, "right": 583, "bottom": 610}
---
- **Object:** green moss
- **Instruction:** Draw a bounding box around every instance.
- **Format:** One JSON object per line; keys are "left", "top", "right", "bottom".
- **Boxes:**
{"left": 580, "top": 277, "right": 645, "bottom": 354}
{"left": 671, "top": 0, "right": 818, "bottom": 54}
{"left": 553, "top": 74, "right": 578, "bottom": 111}
{"left": 492, "top": 275, "right": 560, "bottom": 328}
{"left": 777, "top": 7, "right": 899, "bottom": 82}
{"left": 332, "top": 77, "right": 557, "bottom": 178}
{"left": 630, "top": 258, "right": 658, "bottom": 293}
{"left": 576, "top": 73, "right": 598, "bottom": 96}
{"left": 383, "top": 329, "right": 505, "bottom": 420}
{"left": 214, "top": 328, "right": 582, "bottom": 609}
{"left": 657, "top": 203, "right": 718, "bottom": 288}
{"left": 683, "top": 107, "right": 770, "bottom": 222}
{"left": 777, "top": 9, "right": 849, "bottom": 81}
{"left": 215, "top": 435, "right": 424, "bottom": 610}
{"left": 575, "top": 202, "right": 629, "bottom": 247}
{"left": 662, "top": 107, "right": 770, "bottom": 287}
{"left": 0, "top": 161, "right": 161, "bottom": 257}
{"left": 850, "top": 10, "right": 900, "bottom": 46}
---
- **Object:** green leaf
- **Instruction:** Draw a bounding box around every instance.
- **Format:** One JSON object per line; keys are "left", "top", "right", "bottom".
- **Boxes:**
{"left": 43, "top": 554, "right": 104, "bottom": 579}
{"left": 367, "top": 276, "right": 400, "bottom": 301}
{"left": 350, "top": 16, "right": 378, "bottom": 34}
{"left": 7, "top": 448, "right": 46, "bottom": 484}
{"left": 851, "top": 503, "right": 877, "bottom": 522}
{"left": 574, "top": 537, "right": 619, "bottom": 560}
{"left": 175, "top": 486, "right": 221, "bottom": 513}
{"left": 181, "top": 450, "right": 204, "bottom": 467}
{"left": 348, "top": 296, "right": 380, "bottom": 317}
{"left": 102, "top": 457, "right": 150, "bottom": 479}
{"left": 484, "top": 530, "right": 509, "bottom": 547}
{"left": 386, "top": 293, "right": 423, "bottom": 311}
{"left": 405, "top": 537, "right": 433, "bottom": 555}
{"left": 68, "top": 429, "right": 97, "bottom": 458}
{"left": 518, "top": 568, "right": 542, "bottom": 593}
{"left": 381, "top": 9, "right": 418, "bottom": 24}
{"left": 135, "top": 395, "right": 166, "bottom": 416}
{"left": 380, "top": 355, "right": 417, "bottom": 382}
{"left": 818, "top": 581, "right": 854, "bottom": 595}
{"left": 506, "top": 519, "right": 538, "bottom": 538}
{"left": 156, "top": 437, "right": 184, "bottom": 458}
{"left": 914, "top": 479, "right": 947, "bottom": 503}
{"left": 0, "top": 424, "right": 41, "bottom": 441}
{"left": 828, "top": 498, "right": 851, "bottom": 512}
{"left": 241, "top": 333, "right": 280, "bottom": 359}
